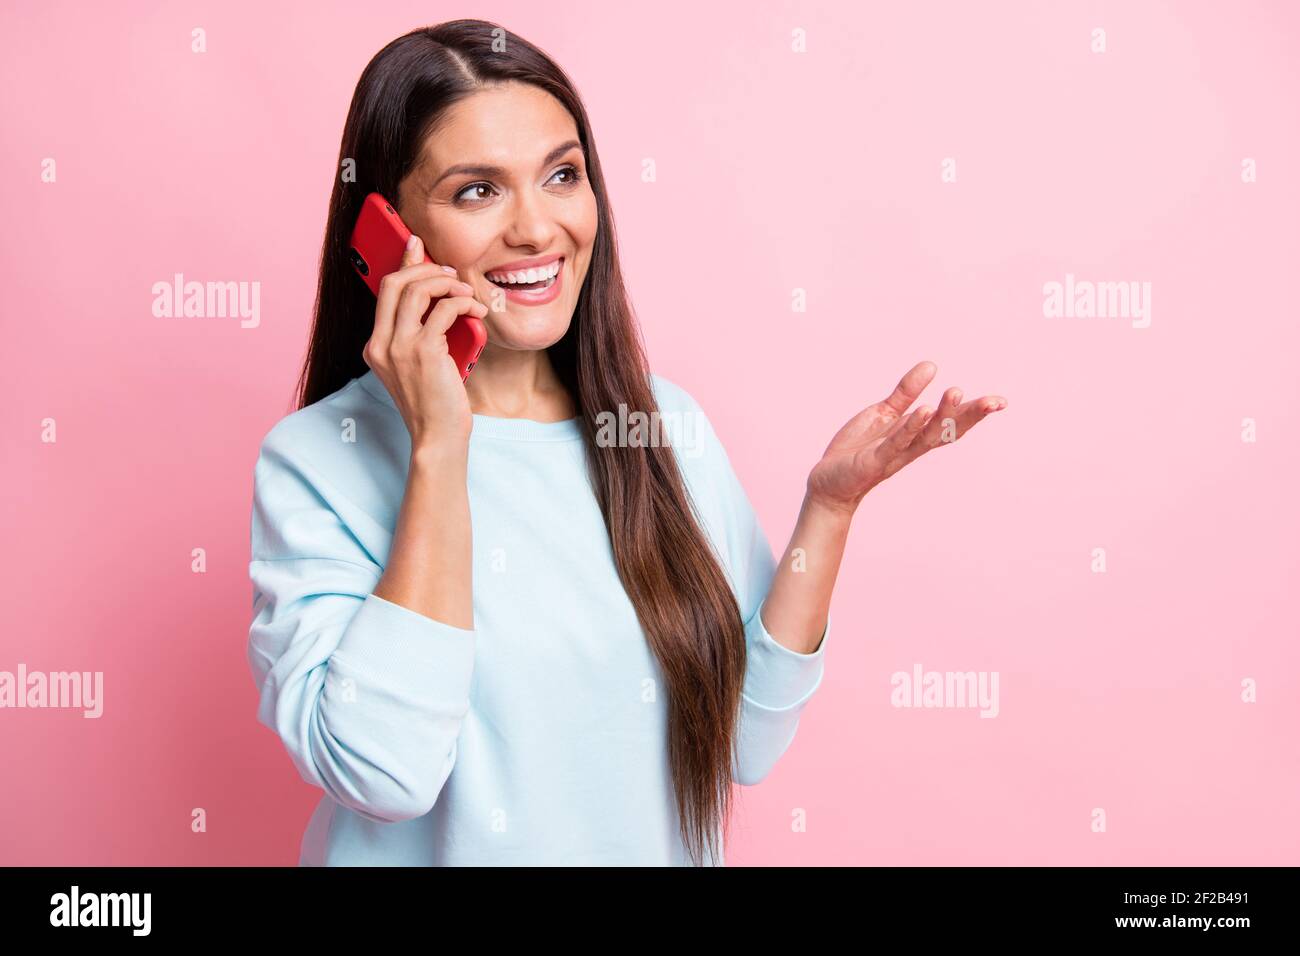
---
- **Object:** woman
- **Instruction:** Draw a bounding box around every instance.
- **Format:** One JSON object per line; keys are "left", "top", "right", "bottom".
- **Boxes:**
{"left": 247, "top": 19, "right": 1005, "bottom": 867}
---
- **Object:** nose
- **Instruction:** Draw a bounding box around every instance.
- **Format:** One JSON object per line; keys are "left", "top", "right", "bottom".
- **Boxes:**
{"left": 501, "top": 187, "right": 557, "bottom": 251}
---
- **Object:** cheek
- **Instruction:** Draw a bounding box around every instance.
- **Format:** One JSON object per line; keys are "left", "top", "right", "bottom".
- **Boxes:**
{"left": 563, "top": 192, "right": 600, "bottom": 256}
{"left": 424, "top": 216, "right": 494, "bottom": 270}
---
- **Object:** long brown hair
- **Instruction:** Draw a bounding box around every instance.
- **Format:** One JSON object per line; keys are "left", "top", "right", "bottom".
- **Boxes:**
{"left": 295, "top": 20, "right": 746, "bottom": 865}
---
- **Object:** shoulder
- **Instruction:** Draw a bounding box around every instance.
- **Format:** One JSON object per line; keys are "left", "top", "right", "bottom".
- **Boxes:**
{"left": 649, "top": 368, "right": 737, "bottom": 447}
{"left": 647, "top": 373, "right": 765, "bottom": 593}
{"left": 648, "top": 372, "right": 716, "bottom": 439}
{"left": 249, "top": 378, "right": 396, "bottom": 563}
{"left": 646, "top": 372, "right": 733, "bottom": 488}
{"left": 253, "top": 376, "right": 385, "bottom": 485}
{"left": 648, "top": 372, "right": 697, "bottom": 414}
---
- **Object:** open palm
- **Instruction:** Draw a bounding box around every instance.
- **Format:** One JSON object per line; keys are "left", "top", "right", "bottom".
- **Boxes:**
{"left": 806, "top": 361, "right": 1007, "bottom": 512}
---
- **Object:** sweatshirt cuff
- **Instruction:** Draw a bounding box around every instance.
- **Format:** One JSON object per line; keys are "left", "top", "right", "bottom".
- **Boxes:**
{"left": 333, "top": 593, "right": 476, "bottom": 699}
{"left": 741, "top": 599, "right": 828, "bottom": 711}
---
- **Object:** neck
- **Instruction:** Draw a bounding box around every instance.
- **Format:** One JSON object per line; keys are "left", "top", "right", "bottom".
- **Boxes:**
{"left": 465, "top": 345, "right": 577, "bottom": 422}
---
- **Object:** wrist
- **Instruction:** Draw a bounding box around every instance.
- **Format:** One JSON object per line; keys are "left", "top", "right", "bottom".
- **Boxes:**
{"left": 410, "top": 440, "right": 468, "bottom": 474}
{"left": 803, "top": 489, "right": 862, "bottom": 525}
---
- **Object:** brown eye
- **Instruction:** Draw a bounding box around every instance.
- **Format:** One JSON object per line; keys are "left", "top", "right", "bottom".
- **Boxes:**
{"left": 550, "top": 165, "right": 581, "bottom": 186}
{"left": 455, "top": 182, "right": 497, "bottom": 204}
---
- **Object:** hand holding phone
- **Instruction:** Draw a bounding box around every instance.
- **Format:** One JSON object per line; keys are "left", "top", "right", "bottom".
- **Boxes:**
{"left": 351, "top": 193, "right": 489, "bottom": 449}
{"left": 349, "top": 192, "right": 488, "bottom": 381}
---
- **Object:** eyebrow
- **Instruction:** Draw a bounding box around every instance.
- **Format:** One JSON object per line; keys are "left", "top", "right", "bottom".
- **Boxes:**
{"left": 428, "top": 139, "right": 583, "bottom": 192}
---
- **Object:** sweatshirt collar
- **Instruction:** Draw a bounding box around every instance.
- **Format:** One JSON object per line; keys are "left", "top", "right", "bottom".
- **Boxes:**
{"left": 357, "top": 370, "right": 583, "bottom": 443}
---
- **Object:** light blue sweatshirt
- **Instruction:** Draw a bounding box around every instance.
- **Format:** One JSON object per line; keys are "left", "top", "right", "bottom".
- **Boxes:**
{"left": 247, "top": 369, "right": 830, "bottom": 865}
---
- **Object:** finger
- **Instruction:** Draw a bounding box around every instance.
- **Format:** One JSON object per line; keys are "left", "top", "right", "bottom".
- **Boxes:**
{"left": 876, "top": 403, "right": 932, "bottom": 462}
{"left": 950, "top": 395, "right": 1006, "bottom": 432}
{"left": 391, "top": 275, "right": 477, "bottom": 349}
{"left": 875, "top": 401, "right": 923, "bottom": 444}
{"left": 879, "top": 360, "right": 937, "bottom": 416}
{"left": 979, "top": 395, "right": 1008, "bottom": 414}
{"left": 914, "top": 386, "right": 964, "bottom": 449}
{"left": 878, "top": 382, "right": 951, "bottom": 447}
{"left": 825, "top": 401, "right": 894, "bottom": 448}
{"left": 900, "top": 392, "right": 1006, "bottom": 467}
{"left": 419, "top": 294, "right": 489, "bottom": 341}
{"left": 372, "top": 235, "right": 426, "bottom": 352}
{"left": 938, "top": 394, "right": 1008, "bottom": 442}
{"left": 372, "top": 235, "right": 455, "bottom": 349}
{"left": 401, "top": 231, "right": 425, "bottom": 269}
{"left": 405, "top": 231, "right": 461, "bottom": 280}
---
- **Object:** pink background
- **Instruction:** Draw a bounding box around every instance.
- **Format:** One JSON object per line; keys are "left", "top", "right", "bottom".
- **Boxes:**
{"left": 2, "top": 0, "right": 1297, "bottom": 865}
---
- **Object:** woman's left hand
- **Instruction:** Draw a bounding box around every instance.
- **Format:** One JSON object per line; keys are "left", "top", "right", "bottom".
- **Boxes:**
{"left": 805, "top": 360, "right": 1006, "bottom": 515}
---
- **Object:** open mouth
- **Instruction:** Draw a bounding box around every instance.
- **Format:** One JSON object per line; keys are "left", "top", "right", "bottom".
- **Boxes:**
{"left": 485, "top": 257, "right": 562, "bottom": 292}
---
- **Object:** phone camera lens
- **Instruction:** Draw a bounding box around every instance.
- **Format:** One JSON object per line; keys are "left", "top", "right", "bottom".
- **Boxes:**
{"left": 349, "top": 248, "right": 369, "bottom": 276}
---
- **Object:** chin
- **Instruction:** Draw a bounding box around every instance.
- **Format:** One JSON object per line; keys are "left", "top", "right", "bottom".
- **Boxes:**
{"left": 484, "top": 310, "right": 573, "bottom": 351}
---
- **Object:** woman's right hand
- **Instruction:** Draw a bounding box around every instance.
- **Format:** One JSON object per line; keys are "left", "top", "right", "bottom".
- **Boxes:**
{"left": 363, "top": 233, "right": 489, "bottom": 453}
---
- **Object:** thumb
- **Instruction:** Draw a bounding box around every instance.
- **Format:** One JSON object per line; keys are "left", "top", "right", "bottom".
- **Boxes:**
{"left": 401, "top": 232, "right": 425, "bottom": 269}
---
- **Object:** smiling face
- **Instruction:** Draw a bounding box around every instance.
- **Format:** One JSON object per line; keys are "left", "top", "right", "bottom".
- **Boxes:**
{"left": 395, "top": 81, "right": 598, "bottom": 353}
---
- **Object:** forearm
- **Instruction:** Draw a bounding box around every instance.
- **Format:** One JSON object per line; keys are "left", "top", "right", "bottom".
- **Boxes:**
{"left": 759, "top": 493, "right": 854, "bottom": 654}
{"left": 373, "top": 444, "right": 474, "bottom": 630}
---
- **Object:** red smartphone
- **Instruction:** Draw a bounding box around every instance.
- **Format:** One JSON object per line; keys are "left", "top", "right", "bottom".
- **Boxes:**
{"left": 349, "top": 192, "right": 487, "bottom": 381}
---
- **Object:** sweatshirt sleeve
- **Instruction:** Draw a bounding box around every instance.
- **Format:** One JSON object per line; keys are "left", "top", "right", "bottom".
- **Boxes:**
{"left": 682, "top": 400, "right": 830, "bottom": 787}
{"left": 246, "top": 431, "right": 476, "bottom": 824}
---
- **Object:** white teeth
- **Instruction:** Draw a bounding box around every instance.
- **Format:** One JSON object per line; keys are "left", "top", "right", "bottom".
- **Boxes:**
{"left": 486, "top": 260, "right": 561, "bottom": 284}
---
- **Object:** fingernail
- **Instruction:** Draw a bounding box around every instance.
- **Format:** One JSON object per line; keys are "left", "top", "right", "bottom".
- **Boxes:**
{"left": 442, "top": 265, "right": 458, "bottom": 275}
{"left": 951, "top": 389, "right": 962, "bottom": 405}
{"left": 406, "top": 234, "right": 419, "bottom": 251}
